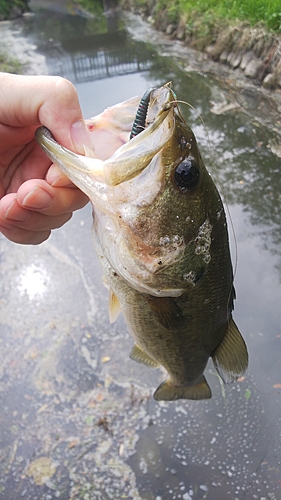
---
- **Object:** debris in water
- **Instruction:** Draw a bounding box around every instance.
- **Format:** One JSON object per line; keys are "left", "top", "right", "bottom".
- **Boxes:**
{"left": 26, "top": 457, "right": 56, "bottom": 485}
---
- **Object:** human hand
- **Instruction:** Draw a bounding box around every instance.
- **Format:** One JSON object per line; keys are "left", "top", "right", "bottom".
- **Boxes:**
{"left": 0, "top": 73, "right": 91, "bottom": 244}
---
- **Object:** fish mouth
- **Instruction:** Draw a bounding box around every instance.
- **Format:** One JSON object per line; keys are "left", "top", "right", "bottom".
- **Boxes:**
{"left": 102, "top": 86, "right": 176, "bottom": 186}
{"left": 36, "top": 86, "right": 175, "bottom": 185}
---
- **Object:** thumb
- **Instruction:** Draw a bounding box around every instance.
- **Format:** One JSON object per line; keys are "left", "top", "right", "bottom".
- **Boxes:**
{"left": 0, "top": 73, "right": 91, "bottom": 153}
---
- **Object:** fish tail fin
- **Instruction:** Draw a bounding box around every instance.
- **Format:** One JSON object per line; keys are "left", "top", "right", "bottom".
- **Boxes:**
{"left": 212, "top": 317, "right": 248, "bottom": 384}
{"left": 153, "top": 376, "right": 212, "bottom": 401}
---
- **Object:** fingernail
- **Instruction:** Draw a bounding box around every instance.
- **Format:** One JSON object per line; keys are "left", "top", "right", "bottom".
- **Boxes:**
{"left": 71, "top": 120, "right": 92, "bottom": 154}
{"left": 4, "top": 200, "right": 29, "bottom": 222}
{"left": 22, "top": 187, "right": 53, "bottom": 209}
{"left": 46, "top": 164, "right": 64, "bottom": 186}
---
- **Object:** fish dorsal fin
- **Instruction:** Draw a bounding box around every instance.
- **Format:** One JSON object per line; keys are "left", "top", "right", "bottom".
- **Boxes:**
{"left": 130, "top": 344, "right": 160, "bottom": 368}
{"left": 212, "top": 318, "right": 248, "bottom": 384}
{"left": 108, "top": 289, "right": 121, "bottom": 323}
{"left": 144, "top": 296, "right": 184, "bottom": 330}
{"left": 153, "top": 376, "right": 212, "bottom": 401}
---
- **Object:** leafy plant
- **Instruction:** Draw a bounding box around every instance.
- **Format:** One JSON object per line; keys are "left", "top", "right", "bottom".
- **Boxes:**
{"left": 0, "top": 50, "right": 23, "bottom": 73}
{"left": 0, "top": 0, "right": 30, "bottom": 20}
{"left": 178, "top": 0, "right": 281, "bottom": 32}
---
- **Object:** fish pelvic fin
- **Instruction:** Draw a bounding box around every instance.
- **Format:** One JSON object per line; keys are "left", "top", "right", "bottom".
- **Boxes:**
{"left": 153, "top": 376, "right": 212, "bottom": 401}
{"left": 212, "top": 317, "right": 248, "bottom": 384}
{"left": 108, "top": 289, "right": 121, "bottom": 323}
{"left": 130, "top": 344, "right": 160, "bottom": 369}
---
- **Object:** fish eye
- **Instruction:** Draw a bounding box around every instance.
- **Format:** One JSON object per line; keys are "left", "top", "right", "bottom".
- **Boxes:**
{"left": 174, "top": 157, "right": 199, "bottom": 192}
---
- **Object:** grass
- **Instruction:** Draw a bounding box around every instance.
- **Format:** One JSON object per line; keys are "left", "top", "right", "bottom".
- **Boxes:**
{"left": 0, "top": 0, "right": 27, "bottom": 73}
{"left": 80, "top": 0, "right": 281, "bottom": 32}
{"left": 159, "top": 0, "right": 281, "bottom": 32}
{"left": 0, "top": 50, "right": 23, "bottom": 73}
{"left": 183, "top": 0, "right": 281, "bottom": 31}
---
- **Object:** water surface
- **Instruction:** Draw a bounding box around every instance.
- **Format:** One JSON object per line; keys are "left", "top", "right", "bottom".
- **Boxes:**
{"left": 0, "top": 1, "right": 281, "bottom": 499}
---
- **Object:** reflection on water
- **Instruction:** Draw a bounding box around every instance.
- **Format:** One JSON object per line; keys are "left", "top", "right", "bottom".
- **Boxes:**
{"left": 17, "top": 263, "right": 50, "bottom": 301}
{"left": 22, "top": 2, "right": 156, "bottom": 84}
{"left": 1, "top": 1, "right": 281, "bottom": 499}
{"left": 44, "top": 32, "right": 154, "bottom": 84}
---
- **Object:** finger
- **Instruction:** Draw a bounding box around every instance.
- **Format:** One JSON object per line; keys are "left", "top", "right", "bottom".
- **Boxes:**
{"left": 45, "top": 162, "right": 90, "bottom": 189}
{"left": 16, "top": 179, "right": 89, "bottom": 215}
{"left": 0, "top": 222, "right": 51, "bottom": 245}
{"left": 0, "top": 181, "right": 88, "bottom": 243}
{"left": 0, "top": 74, "right": 91, "bottom": 153}
{"left": 45, "top": 163, "right": 74, "bottom": 187}
{"left": 1, "top": 202, "right": 72, "bottom": 232}
{"left": 0, "top": 192, "right": 74, "bottom": 232}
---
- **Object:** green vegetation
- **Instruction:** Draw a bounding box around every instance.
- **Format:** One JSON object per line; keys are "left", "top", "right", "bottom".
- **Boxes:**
{"left": 0, "top": 0, "right": 30, "bottom": 20}
{"left": 76, "top": 0, "right": 104, "bottom": 16}
{"left": 119, "top": 0, "right": 281, "bottom": 54}
{"left": 0, "top": 49, "right": 23, "bottom": 73}
{"left": 178, "top": 0, "right": 281, "bottom": 32}
{"left": 123, "top": 0, "right": 281, "bottom": 33}
{"left": 81, "top": 0, "right": 281, "bottom": 32}
{"left": 0, "top": 1, "right": 29, "bottom": 72}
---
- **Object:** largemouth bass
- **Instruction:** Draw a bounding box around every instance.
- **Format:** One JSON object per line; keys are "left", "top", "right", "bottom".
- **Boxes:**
{"left": 36, "top": 85, "right": 248, "bottom": 401}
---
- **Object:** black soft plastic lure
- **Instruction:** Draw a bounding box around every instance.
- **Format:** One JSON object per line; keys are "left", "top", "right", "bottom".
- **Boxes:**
{"left": 130, "top": 87, "right": 155, "bottom": 139}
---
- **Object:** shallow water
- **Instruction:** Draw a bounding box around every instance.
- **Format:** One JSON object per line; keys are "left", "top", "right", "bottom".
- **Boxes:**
{"left": 0, "top": 1, "right": 281, "bottom": 499}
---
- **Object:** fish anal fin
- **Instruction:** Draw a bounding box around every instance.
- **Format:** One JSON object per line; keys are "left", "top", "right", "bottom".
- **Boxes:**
{"left": 130, "top": 344, "right": 160, "bottom": 369}
{"left": 144, "top": 296, "right": 184, "bottom": 330}
{"left": 108, "top": 289, "right": 121, "bottom": 323}
{"left": 212, "top": 317, "right": 248, "bottom": 384}
{"left": 153, "top": 376, "right": 212, "bottom": 401}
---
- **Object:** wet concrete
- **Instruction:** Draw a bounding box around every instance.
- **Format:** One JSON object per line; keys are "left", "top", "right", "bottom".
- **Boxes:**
{"left": 0, "top": 1, "right": 281, "bottom": 499}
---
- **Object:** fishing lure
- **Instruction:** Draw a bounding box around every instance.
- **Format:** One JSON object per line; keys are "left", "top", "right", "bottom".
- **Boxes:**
{"left": 130, "top": 87, "right": 155, "bottom": 139}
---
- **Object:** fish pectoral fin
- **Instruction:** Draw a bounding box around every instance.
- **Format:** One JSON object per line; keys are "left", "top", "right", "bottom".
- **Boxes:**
{"left": 108, "top": 289, "right": 121, "bottom": 323}
{"left": 144, "top": 296, "right": 184, "bottom": 330}
{"left": 130, "top": 344, "right": 160, "bottom": 368}
{"left": 102, "top": 275, "right": 109, "bottom": 290}
{"left": 153, "top": 376, "right": 212, "bottom": 401}
{"left": 212, "top": 318, "right": 248, "bottom": 384}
